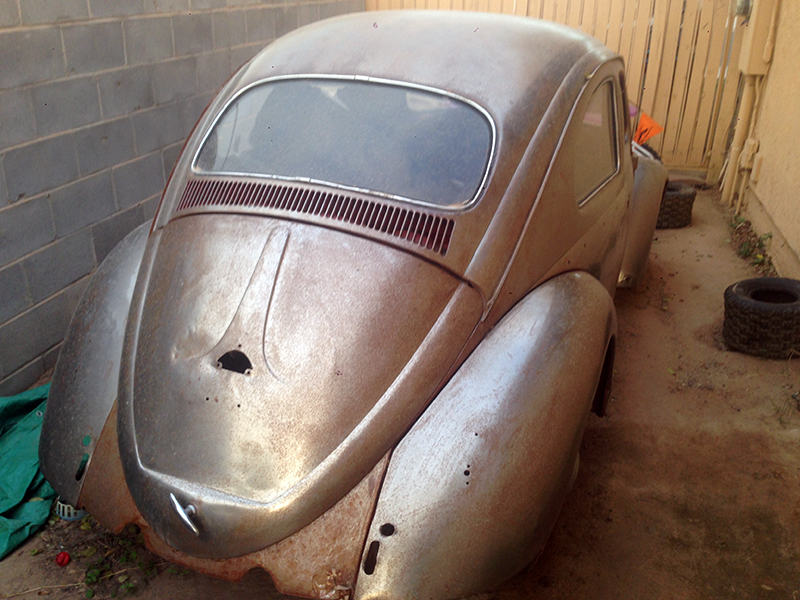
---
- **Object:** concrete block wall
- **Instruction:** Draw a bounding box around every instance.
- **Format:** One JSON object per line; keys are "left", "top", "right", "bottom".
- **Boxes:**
{"left": 0, "top": 0, "right": 365, "bottom": 395}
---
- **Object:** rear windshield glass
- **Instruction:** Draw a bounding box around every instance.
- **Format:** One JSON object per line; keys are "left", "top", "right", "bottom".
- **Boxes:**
{"left": 193, "top": 78, "right": 493, "bottom": 207}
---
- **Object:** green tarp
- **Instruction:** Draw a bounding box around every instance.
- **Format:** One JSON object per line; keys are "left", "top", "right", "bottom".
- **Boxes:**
{"left": 0, "top": 383, "right": 56, "bottom": 560}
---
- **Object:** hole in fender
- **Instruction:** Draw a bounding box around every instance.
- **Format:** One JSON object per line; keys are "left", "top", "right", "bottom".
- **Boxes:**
{"left": 363, "top": 540, "right": 380, "bottom": 575}
{"left": 379, "top": 523, "right": 395, "bottom": 537}
{"left": 217, "top": 350, "right": 253, "bottom": 374}
{"left": 75, "top": 453, "right": 89, "bottom": 481}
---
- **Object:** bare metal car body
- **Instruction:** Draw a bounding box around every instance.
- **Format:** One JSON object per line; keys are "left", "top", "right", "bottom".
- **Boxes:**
{"left": 39, "top": 11, "right": 663, "bottom": 600}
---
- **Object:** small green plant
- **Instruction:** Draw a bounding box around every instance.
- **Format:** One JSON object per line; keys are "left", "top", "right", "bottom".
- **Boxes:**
{"left": 85, "top": 566, "right": 102, "bottom": 584}
{"left": 728, "top": 216, "right": 776, "bottom": 275}
{"left": 79, "top": 515, "right": 93, "bottom": 531}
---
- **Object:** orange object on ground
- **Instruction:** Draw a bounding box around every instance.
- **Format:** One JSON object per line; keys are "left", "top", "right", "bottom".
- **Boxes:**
{"left": 634, "top": 112, "right": 664, "bottom": 145}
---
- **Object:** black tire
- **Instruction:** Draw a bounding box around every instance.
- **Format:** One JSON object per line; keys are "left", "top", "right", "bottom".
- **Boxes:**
{"left": 640, "top": 142, "right": 661, "bottom": 161}
{"left": 723, "top": 277, "right": 800, "bottom": 359}
{"left": 656, "top": 181, "right": 696, "bottom": 229}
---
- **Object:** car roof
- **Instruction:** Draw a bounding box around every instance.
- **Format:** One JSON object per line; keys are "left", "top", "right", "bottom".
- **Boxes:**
{"left": 236, "top": 11, "right": 615, "bottom": 127}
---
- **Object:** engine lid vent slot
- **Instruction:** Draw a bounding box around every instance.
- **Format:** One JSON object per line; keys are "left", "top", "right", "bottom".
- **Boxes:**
{"left": 175, "top": 179, "right": 455, "bottom": 256}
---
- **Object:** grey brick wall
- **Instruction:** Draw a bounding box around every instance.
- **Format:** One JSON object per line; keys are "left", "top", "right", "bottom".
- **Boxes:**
{"left": 0, "top": 0, "right": 365, "bottom": 395}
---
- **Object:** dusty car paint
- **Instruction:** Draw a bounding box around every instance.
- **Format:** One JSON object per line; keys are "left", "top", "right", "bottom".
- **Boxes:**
{"left": 40, "top": 10, "right": 662, "bottom": 600}
{"left": 356, "top": 272, "right": 615, "bottom": 600}
{"left": 39, "top": 222, "right": 149, "bottom": 507}
{"left": 619, "top": 145, "right": 669, "bottom": 287}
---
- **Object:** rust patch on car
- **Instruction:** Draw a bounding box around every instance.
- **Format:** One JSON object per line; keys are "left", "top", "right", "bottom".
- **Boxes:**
{"left": 81, "top": 426, "right": 389, "bottom": 598}
{"left": 78, "top": 402, "right": 139, "bottom": 534}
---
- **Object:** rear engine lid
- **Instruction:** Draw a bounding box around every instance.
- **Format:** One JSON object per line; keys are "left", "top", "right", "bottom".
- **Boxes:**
{"left": 118, "top": 213, "right": 482, "bottom": 557}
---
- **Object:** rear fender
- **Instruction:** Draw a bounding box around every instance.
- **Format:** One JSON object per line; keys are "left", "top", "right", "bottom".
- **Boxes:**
{"left": 618, "top": 153, "right": 668, "bottom": 288}
{"left": 39, "top": 223, "right": 150, "bottom": 506}
{"left": 354, "top": 271, "right": 615, "bottom": 600}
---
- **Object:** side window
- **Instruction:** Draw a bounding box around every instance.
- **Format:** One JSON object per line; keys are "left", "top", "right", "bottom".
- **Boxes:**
{"left": 574, "top": 81, "right": 618, "bottom": 205}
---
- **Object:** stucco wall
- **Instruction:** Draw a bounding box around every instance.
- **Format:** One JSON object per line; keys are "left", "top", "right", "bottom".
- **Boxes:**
{"left": 0, "top": 0, "right": 364, "bottom": 395}
{"left": 744, "top": 0, "right": 800, "bottom": 277}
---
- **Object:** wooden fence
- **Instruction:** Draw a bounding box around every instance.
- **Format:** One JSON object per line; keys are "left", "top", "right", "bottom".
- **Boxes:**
{"left": 365, "top": 0, "right": 744, "bottom": 177}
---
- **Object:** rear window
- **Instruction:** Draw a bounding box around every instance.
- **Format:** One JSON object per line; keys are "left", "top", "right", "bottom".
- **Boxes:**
{"left": 193, "top": 78, "right": 493, "bottom": 207}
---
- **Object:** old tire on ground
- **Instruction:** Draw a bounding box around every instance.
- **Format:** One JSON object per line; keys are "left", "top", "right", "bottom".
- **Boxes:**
{"left": 723, "top": 278, "right": 800, "bottom": 359}
{"left": 656, "top": 181, "right": 696, "bottom": 229}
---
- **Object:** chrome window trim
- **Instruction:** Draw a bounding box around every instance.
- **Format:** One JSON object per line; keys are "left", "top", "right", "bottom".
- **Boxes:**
{"left": 190, "top": 74, "right": 497, "bottom": 212}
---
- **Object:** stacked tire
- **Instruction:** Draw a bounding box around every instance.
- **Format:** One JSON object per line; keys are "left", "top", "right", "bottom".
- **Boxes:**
{"left": 723, "top": 278, "right": 800, "bottom": 359}
{"left": 656, "top": 181, "right": 696, "bottom": 229}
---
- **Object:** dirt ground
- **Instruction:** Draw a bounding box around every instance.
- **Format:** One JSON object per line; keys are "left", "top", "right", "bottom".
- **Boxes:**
{"left": 1, "top": 189, "right": 799, "bottom": 600}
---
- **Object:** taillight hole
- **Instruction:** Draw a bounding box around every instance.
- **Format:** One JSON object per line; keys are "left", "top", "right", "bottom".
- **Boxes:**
{"left": 363, "top": 540, "right": 380, "bottom": 575}
{"left": 379, "top": 523, "right": 395, "bottom": 537}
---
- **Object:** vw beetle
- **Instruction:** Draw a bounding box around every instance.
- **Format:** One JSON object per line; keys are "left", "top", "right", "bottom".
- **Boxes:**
{"left": 40, "top": 11, "right": 665, "bottom": 600}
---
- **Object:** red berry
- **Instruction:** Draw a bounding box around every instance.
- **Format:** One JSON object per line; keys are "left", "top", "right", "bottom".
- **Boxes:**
{"left": 55, "top": 551, "right": 70, "bottom": 566}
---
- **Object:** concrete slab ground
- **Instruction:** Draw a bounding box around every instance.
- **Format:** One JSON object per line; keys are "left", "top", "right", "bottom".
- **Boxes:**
{"left": 1, "top": 189, "right": 798, "bottom": 599}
